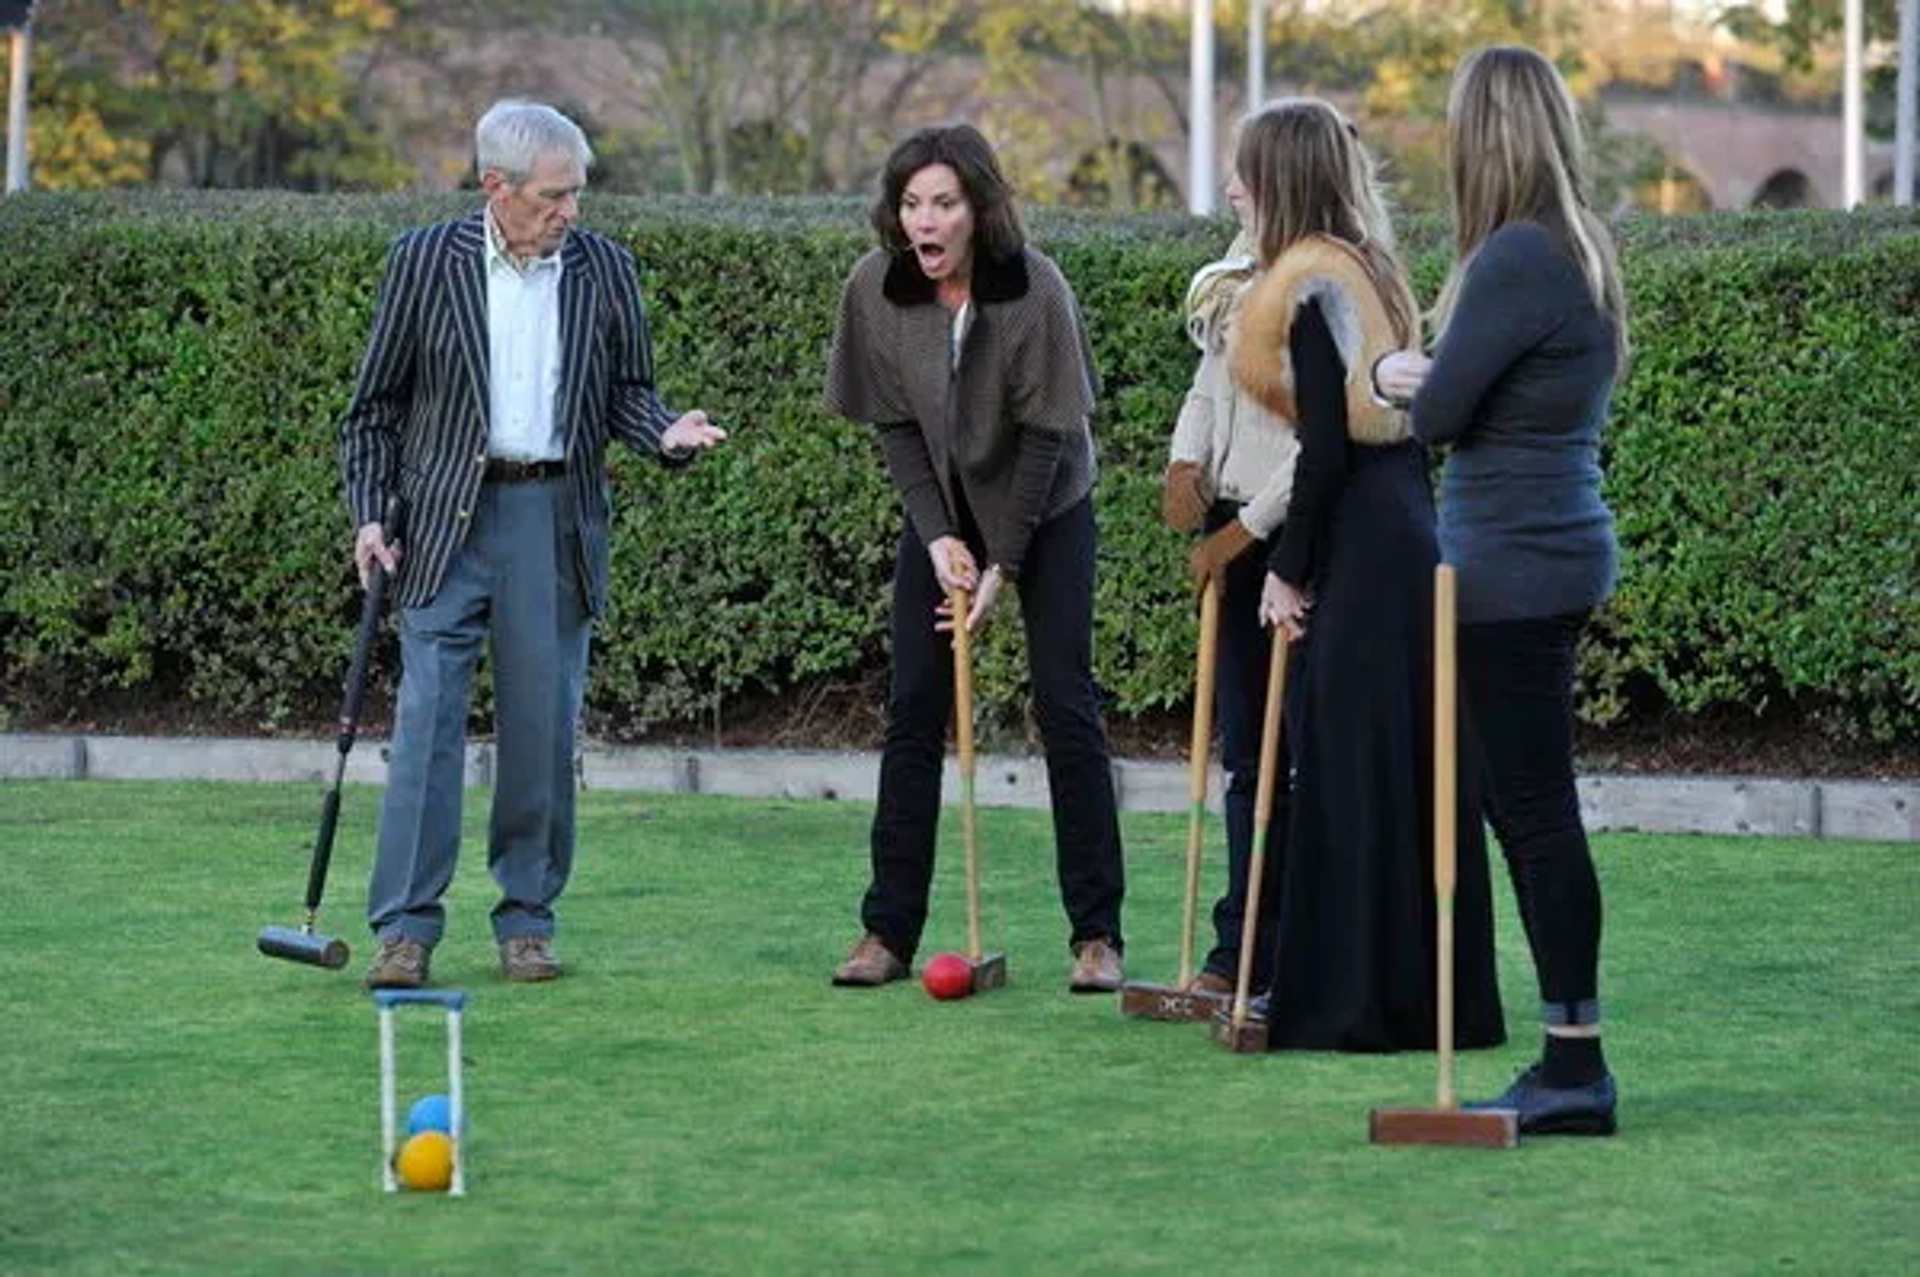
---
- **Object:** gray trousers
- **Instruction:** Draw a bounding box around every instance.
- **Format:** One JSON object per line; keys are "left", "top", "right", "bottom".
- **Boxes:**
{"left": 368, "top": 477, "right": 589, "bottom": 947}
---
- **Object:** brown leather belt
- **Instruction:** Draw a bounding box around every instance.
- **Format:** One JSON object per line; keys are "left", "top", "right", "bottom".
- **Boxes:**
{"left": 483, "top": 457, "right": 566, "bottom": 484}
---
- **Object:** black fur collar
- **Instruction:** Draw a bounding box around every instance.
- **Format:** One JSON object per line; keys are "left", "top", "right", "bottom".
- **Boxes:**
{"left": 882, "top": 247, "right": 1030, "bottom": 306}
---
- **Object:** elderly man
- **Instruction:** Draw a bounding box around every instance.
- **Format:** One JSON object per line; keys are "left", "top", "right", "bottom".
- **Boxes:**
{"left": 341, "top": 100, "right": 725, "bottom": 988}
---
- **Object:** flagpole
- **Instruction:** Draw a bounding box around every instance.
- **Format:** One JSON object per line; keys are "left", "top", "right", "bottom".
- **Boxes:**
{"left": 5, "top": 9, "right": 30, "bottom": 195}
{"left": 1189, "top": 0, "right": 1215, "bottom": 215}
{"left": 1844, "top": 0, "right": 1865, "bottom": 207}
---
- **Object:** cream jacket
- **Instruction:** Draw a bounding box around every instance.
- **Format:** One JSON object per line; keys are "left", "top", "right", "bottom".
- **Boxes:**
{"left": 1166, "top": 275, "right": 1299, "bottom": 542}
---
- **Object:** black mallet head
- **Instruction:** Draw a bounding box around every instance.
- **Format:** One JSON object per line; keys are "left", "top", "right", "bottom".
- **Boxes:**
{"left": 258, "top": 924, "right": 350, "bottom": 970}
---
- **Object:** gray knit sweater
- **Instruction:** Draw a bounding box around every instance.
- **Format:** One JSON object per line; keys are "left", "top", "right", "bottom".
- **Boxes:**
{"left": 1411, "top": 221, "right": 1619, "bottom": 624}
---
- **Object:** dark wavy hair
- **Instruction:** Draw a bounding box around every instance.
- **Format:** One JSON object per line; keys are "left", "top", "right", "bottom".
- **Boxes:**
{"left": 869, "top": 124, "right": 1026, "bottom": 262}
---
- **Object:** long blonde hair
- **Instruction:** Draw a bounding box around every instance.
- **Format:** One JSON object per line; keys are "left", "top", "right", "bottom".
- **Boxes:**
{"left": 1233, "top": 97, "right": 1418, "bottom": 349}
{"left": 1433, "top": 46, "right": 1627, "bottom": 367}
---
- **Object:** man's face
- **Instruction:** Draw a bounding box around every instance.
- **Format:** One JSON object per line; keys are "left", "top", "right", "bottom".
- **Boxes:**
{"left": 484, "top": 150, "right": 585, "bottom": 258}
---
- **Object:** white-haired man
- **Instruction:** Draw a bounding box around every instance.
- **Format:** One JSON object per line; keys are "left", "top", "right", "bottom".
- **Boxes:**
{"left": 342, "top": 100, "right": 726, "bottom": 988}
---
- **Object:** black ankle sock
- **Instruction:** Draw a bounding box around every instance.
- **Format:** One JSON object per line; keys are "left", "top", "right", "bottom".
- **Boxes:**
{"left": 1542, "top": 1033, "right": 1606, "bottom": 1088}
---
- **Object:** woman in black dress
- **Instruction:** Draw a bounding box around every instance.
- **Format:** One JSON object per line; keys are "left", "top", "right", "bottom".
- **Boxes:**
{"left": 1225, "top": 98, "right": 1505, "bottom": 1052}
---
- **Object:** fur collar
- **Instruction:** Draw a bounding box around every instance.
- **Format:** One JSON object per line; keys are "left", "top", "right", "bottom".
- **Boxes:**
{"left": 882, "top": 247, "right": 1030, "bottom": 306}
{"left": 1228, "top": 234, "right": 1412, "bottom": 445}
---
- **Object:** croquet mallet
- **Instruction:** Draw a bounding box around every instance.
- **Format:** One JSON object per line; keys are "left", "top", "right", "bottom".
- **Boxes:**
{"left": 1121, "top": 580, "right": 1232, "bottom": 1021}
{"left": 258, "top": 496, "right": 406, "bottom": 971}
{"left": 1212, "top": 624, "right": 1289, "bottom": 1053}
{"left": 951, "top": 584, "right": 1007, "bottom": 991}
{"left": 1368, "top": 563, "right": 1518, "bottom": 1148}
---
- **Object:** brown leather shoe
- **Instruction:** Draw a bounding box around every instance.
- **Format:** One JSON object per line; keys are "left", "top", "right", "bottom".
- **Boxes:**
{"left": 832, "top": 934, "right": 908, "bottom": 987}
{"left": 500, "top": 935, "right": 564, "bottom": 982}
{"left": 364, "top": 936, "right": 430, "bottom": 990}
{"left": 1069, "top": 937, "right": 1124, "bottom": 993}
{"left": 1185, "top": 969, "right": 1235, "bottom": 996}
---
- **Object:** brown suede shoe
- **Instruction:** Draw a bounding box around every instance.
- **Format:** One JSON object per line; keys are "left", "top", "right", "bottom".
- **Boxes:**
{"left": 1185, "top": 970, "right": 1235, "bottom": 996}
{"left": 1069, "top": 937, "right": 1124, "bottom": 993}
{"left": 500, "top": 935, "right": 563, "bottom": 982}
{"left": 832, "top": 934, "right": 908, "bottom": 987}
{"left": 363, "top": 936, "right": 430, "bottom": 990}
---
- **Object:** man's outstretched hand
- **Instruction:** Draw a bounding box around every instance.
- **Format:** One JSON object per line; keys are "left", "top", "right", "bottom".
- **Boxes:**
{"left": 663, "top": 409, "right": 728, "bottom": 454}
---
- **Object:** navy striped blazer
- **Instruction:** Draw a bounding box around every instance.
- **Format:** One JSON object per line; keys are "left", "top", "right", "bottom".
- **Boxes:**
{"left": 340, "top": 211, "right": 683, "bottom": 614}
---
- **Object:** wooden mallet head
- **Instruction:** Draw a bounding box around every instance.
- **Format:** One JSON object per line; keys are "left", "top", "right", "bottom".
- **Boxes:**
{"left": 968, "top": 952, "right": 1008, "bottom": 991}
{"left": 1368, "top": 1106, "right": 1518, "bottom": 1149}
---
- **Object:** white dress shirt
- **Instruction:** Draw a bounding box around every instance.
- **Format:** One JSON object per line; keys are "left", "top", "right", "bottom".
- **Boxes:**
{"left": 484, "top": 213, "right": 565, "bottom": 462}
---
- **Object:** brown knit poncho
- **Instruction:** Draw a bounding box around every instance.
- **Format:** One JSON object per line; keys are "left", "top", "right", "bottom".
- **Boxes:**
{"left": 825, "top": 245, "right": 1098, "bottom": 576}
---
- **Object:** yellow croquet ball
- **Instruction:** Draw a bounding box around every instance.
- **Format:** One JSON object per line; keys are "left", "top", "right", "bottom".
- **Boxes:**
{"left": 394, "top": 1130, "right": 454, "bottom": 1192}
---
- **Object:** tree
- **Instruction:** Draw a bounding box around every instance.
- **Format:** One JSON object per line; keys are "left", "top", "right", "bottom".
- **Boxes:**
{"left": 1716, "top": 0, "right": 1902, "bottom": 73}
{"left": 1358, "top": 0, "right": 1588, "bottom": 118}
{"left": 21, "top": 0, "right": 410, "bottom": 190}
{"left": 882, "top": 0, "right": 1193, "bottom": 207}
{"left": 5, "top": 47, "right": 148, "bottom": 188}
{"left": 577, "top": 0, "right": 931, "bottom": 195}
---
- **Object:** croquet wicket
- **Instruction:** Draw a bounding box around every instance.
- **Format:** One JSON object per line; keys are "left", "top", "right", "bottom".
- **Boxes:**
{"left": 376, "top": 988, "right": 469, "bottom": 1195}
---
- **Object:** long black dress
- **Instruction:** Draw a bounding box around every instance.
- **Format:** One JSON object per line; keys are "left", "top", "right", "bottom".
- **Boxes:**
{"left": 1259, "top": 300, "right": 1505, "bottom": 1052}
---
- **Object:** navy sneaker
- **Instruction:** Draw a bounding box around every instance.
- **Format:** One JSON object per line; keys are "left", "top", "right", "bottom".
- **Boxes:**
{"left": 1467, "top": 1063, "right": 1618, "bottom": 1136}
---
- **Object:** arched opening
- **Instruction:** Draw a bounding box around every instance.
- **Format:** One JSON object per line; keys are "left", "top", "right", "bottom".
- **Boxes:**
{"left": 1871, "top": 168, "right": 1917, "bottom": 203}
{"left": 1629, "top": 165, "right": 1715, "bottom": 215}
{"left": 1750, "top": 168, "right": 1817, "bottom": 210}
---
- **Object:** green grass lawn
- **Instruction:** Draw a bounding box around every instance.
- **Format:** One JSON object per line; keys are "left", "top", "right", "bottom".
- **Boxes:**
{"left": 2, "top": 780, "right": 1915, "bottom": 1275}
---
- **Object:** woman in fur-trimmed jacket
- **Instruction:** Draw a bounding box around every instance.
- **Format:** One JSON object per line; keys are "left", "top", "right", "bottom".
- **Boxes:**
{"left": 1230, "top": 99, "right": 1504, "bottom": 1052}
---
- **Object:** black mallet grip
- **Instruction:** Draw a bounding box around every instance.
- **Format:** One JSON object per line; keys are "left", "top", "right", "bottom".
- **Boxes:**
{"left": 304, "top": 494, "right": 407, "bottom": 913}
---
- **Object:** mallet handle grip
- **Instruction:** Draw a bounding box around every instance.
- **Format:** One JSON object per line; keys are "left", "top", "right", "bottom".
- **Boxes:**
{"left": 338, "top": 494, "right": 407, "bottom": 749}
{"left": 305, "top": 495, "right": 407, "bottom": 915}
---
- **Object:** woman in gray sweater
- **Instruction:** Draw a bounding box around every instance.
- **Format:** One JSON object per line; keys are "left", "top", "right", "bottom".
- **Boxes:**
{"left": 1377, "top": 45, "right": 1625, "bottom": 1133}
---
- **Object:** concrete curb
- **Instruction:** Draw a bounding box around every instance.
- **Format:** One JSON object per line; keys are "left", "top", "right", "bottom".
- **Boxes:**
{"left": 2, "top": 732, "right": 1915, "bottom": 842}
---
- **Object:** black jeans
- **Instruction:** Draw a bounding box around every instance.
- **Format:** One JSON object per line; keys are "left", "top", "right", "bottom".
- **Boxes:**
{"left": 1458, "top": 611, "right": 1603, "bottom": 1014}
{"left": 861, "top": 497, "right": 1126, "bottom": 962}
{"left": 1200, "top": 503, "right": 1287, "bottom": 985}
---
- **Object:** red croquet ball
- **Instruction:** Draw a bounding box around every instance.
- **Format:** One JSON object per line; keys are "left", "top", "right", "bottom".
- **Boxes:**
{"left": 922, "top": 952, "right": 974, "bottom": 1000}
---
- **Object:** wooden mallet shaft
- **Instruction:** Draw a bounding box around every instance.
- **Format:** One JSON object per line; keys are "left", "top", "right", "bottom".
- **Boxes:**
{"left": 1368, "top": 564, "right": 1517, "bottom": 1148}
{"left": 1120, "top": 581, "right": 1228, "bottom": 1020}
{"left": 1435, "top": 563, "right": 1458, "bottom": 1108}
{"left": 951, "top": 585, "right": 1007, "bottom": 990}
{"left": 951, "top": 585, "right": 982, "bottom": 963}
{"left": 1177, "top": 580, "right": 1224, "bottom": 989}
{"left": 1213, "top": 625, "right": 1288, "bottom": 1053}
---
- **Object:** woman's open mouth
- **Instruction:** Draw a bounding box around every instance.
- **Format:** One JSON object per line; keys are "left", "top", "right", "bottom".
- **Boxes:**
{"left": 915, "top": 242, "right": 948, "bottom": 272}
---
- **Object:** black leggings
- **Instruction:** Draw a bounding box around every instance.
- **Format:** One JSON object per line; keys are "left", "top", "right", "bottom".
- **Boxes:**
{"left": 1458, "top": 611, "right": 1603, "bottom": 1021}
{"left": 860, "top": 498, "right": 1126, "bottom": 961}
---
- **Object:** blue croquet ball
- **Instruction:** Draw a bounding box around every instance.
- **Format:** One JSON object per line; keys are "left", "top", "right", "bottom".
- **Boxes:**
{"left": 408, "top": 1093, "right": 464, "bottom": 1136}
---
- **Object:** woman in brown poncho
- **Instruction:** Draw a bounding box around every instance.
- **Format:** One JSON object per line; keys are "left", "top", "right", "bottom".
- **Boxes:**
{"left": 823, "top": 125, "right": 1127, "bottom": 995}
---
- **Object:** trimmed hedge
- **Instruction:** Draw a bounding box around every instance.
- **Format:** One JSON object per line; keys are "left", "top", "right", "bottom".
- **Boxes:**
{"left": 0, "top": 193, "right": 1915, "bottom": 746}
